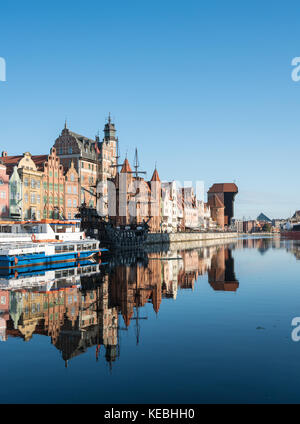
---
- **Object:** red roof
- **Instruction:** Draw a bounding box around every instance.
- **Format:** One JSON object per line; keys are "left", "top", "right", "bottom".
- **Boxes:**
{"left": 150, "top": 168, "right": 160, "bottom": 182}
{"left": 208, "top": 183, "right": 238, "bottom": 193}
{"left": 31, "top": 155, "right": 48, "bottom": 170}
{"left": 1, "top": 155, "right": 24, "bottom": 174}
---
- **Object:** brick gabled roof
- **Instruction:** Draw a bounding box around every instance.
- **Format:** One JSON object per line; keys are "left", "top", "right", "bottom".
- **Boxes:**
{"left": 31, "top": 155, "right": 48, "bottom": 170}
{"left": 208, "top": 183, "right": 238, "bottom": 193}
{"left": 1, "top": 155, "right": 24, "bottom": 174}
{"left": 120, "top": 158, "right": 132, "bottom": 173}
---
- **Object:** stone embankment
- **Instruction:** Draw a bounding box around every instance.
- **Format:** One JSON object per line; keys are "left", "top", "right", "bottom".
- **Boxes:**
{"left": 146, "top": 232, "right": 240, "bottom": 245}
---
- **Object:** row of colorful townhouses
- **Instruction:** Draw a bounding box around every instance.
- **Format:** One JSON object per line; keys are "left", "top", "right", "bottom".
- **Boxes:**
{"left": 0, "top": 117, "right": 119, "bottom": 221}
{"left": 0, "top": 117, "right": 238, "bottom": 230}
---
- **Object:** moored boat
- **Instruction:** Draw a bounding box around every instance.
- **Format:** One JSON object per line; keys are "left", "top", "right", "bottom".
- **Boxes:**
{"left": 0, "top": 219, "right": 85, "bottom": 244}
{"left": 0, "top": 239, "right": 108, "bottom": 275}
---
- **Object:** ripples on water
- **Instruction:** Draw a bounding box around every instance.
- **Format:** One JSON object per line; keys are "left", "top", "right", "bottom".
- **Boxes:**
{"left": 1, "top": 236, "right": 300, "bottom": 403}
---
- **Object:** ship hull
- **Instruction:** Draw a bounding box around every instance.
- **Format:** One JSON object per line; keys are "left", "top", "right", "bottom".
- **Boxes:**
{"left": 0, "top": 250, "right": 102, "bottom": 275}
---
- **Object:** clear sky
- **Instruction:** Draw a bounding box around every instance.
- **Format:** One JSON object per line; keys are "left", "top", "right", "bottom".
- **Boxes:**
{"left": 0, "top": 0, "right": 299, "bottom": 219}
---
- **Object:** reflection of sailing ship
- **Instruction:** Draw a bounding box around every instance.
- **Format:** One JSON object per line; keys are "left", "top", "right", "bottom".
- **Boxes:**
{"left": 208, "top": 246, "right": 239, "bottom": 291}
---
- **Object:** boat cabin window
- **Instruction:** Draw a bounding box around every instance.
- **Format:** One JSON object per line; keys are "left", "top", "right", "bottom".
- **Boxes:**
{"left": 0, "top": 226, "right": 12, "bottom": 233}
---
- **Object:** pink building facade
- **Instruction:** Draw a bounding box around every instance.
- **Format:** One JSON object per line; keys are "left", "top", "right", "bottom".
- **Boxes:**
{"left": 0, "top": 163, "right": 9, "bottom": 218}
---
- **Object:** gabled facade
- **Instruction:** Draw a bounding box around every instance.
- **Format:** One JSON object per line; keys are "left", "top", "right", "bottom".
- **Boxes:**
{"left": 0, "top": 162, "right": 9, "bottom": 218}
{"left": 32, "top": 148, "right": 65, "bottom": 219}
{"left": 9, "top": 166, "right": 22, "bottom": 219}
{"left": 2, "top": 152, "right": 43, "bottom": 220}
{"left": 64, "top": 161, "right": 79, "bottom": 219}
{"left": 53, "top": 123, "right": 100, "bottom": 208}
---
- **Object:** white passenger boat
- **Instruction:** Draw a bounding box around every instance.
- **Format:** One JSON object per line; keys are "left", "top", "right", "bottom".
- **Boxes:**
{"left": 0, "top": 219, "right": 85, "bottom": 243}
{"left": 0, "top": 239, "right": 108, "bottom": 275}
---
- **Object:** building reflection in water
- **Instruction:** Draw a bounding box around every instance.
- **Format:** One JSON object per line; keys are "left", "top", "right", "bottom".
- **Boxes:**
{"left": 0, "top": 238, "right": 277, "bottom": 366}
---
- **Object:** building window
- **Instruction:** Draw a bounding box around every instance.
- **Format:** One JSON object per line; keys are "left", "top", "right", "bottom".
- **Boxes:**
{"left": 67, "top": 199, "right": 72, "bottom": 207}
{"left": 31, "top": 193, "right": 36, "bottom": 203}
{"left": 0, "top": 296, "right": 6, "bottom": 305}
{"left": 55, "top": 172, "right": 58, "bottom": 178}
{"left": 24, "top": 178, "right": 29, "bottom": 187}
{"left": 0, "top": 191, "right": 6, "bottom": 199}
{"left": 24, "top": 193, "right": 28, "bottom": 203}
{"left": 73, "top": 186, "right": 77, "bottom": 194}
{"left": 43, "top": 182, "right": 47, "bottom": 190}
{"left": 73, "top": 199, "right": 77, "bottom": 207}
{"left": 67, "top": 185, "right": 72, "bottom": 194}
{"left": 37, "top": 195, "right": 40, "bottom": 203}
{"left": 68, "top": 212, "right": 72, "bottom": 219}
{"left": 70, "top": 174, "right": 74, "bottom": 182}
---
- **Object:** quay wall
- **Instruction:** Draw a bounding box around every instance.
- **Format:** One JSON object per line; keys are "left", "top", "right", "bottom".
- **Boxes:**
{"left": 146, "top": 232, "right": 240, "bottom": 245}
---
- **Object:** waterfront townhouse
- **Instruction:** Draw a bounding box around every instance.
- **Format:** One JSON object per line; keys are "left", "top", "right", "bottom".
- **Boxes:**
{"left": 2, "top": 151, "right": 43, "bottom": 220}
{"left": 32, "top": 148, "right": 66, "bottom": 219}
{"left": 53, "top": 122, "right": 100, "bottom": 208}
{"left": 181, "top": 186, "right": 199, "bottom": 230}
{"left": 64, "top": 161, "right": 80, "bottom": 219}
{"left": 0, "top": 161, "right": 9, "bottom": 218}
{"left": 9, "top": 166, "right": 22, "bottom": 219}
{"left": 161, "top": 181, "right": 179, "bottom": 232}
{"left": 198, "top": 200, "right": 211, "bottom": 230}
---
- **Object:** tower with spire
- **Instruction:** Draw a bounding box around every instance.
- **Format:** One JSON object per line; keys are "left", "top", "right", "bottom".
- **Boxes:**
{"left": 99, "top": 113, "right": 118, "bottom": 182}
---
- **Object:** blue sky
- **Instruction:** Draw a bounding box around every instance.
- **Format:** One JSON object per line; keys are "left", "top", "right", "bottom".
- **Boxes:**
{"left": 0, "top": 0, "right": 300, "bottom": 219}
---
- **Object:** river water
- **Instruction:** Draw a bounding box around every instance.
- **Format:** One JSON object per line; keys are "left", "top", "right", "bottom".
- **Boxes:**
{"left": 0, "top": 236, "right": 300, "bottom": 404}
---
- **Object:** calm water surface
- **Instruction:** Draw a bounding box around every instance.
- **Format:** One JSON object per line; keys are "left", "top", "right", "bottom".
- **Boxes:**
{"left": 0, "top": 236, "right": 300, "bottom": 404}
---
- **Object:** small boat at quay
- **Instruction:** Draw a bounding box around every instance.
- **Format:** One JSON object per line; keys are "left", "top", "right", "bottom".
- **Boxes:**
{"left": 0, "top": 239, "right": 108, "bottom": 276}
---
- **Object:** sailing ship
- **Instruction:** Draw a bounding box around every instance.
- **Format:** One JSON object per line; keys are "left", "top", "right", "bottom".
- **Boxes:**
{"left": 77, "top": 148, "right": 152, "bottom": 251}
